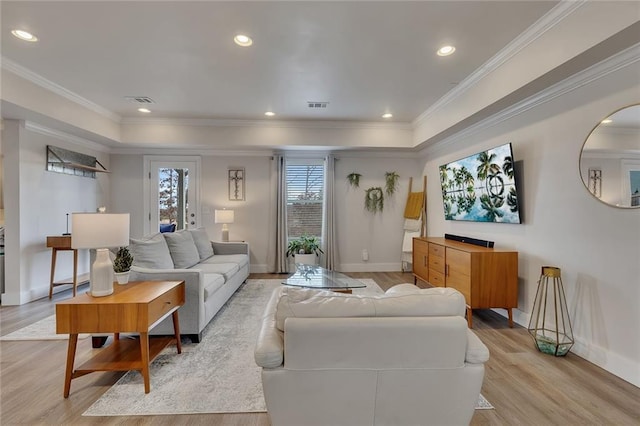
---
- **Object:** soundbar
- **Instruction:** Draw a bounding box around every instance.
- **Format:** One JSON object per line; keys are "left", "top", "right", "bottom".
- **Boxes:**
{"left": 444, "top": 233, "right": 494, "bottom": 248}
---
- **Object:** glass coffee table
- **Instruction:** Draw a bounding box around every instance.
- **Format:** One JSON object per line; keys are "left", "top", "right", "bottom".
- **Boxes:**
{"left": 282, "top": 264, "right": 366, "bottom": 293}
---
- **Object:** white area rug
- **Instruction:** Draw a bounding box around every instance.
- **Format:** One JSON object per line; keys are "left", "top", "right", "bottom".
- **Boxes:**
{"left": 83, "top": 279, "right": 492, "bottom": 416}
{"left": 0, "top": 315, "right": 90, "bottom": 341}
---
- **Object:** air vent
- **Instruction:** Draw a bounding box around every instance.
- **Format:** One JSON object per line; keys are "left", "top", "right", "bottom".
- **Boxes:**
{"left": 125, "top": 96, "right": 155, "bottom": 104}
{"left": 307, "top": 101, "right": 329, "bottom": 109}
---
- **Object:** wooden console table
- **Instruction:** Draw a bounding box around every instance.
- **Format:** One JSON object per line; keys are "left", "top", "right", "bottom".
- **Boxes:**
{"left": 413, "top": 237, "right": 518, "bottom": 328}
{"left": 46, "top": 235, "right": 88, "bottom": 298}
{"left": 55, "top": 280, "right": 185, "bottom": 397}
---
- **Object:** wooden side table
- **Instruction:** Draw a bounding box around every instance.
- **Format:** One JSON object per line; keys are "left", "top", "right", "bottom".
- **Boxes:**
{"left": 46, "top": 235, "right": 88, "bottom": 298}
{"left": 55, "top": 280, "right": 185, "bottom": 397}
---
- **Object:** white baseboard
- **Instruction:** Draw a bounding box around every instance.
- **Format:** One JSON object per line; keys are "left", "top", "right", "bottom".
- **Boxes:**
{"left": 250, "top": 264, "right": 269, "bottom": 274}
{"left": 339, "top": 263, "right": 403, "bottom": 273}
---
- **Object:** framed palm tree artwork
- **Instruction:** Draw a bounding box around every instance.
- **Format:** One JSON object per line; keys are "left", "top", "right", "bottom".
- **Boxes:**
{"left": 439, "top": 143, "right": 522, "bottom": 223}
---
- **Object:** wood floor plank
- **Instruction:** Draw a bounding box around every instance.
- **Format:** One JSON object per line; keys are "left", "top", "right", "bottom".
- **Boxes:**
{"left": 1, "top": 272, "right": 638, "bottom": 425}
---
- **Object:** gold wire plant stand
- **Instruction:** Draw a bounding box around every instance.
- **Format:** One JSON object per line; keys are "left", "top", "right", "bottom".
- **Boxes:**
{"left": 527, "top": 266, "right": 575, "bottom": 356}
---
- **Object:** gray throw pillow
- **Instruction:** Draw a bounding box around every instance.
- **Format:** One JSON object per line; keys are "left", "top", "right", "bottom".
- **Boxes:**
{"left": 129, "top": 233, "right": 174, "bottom": 269}
{"left": 188, "top": 228, "right": 214, "bottom": 260}
{"left": 163, "top": 230, "right": 201, "bottom": 269}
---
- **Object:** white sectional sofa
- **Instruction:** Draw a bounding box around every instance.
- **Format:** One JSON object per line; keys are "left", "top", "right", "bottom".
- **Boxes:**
{"left": 128, "top": 228, "right": 249, "bottom": 342}
{"left": 255, "top": 284, "right": 489, "bottom": 426}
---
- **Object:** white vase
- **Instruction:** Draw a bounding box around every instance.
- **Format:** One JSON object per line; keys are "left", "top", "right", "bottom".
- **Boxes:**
{"left": 90, "top": 248, "right": 115, "bottom": 297}
{"left": 294, "top": 253, "right": 317, "bottom": 266}
{"left": 114, "top": 271, "right": 130, "bottom": 285}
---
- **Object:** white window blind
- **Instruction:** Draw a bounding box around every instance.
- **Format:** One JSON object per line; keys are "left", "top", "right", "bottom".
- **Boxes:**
{"left": 286, "top": 159, "right": 324, "bottom": 239}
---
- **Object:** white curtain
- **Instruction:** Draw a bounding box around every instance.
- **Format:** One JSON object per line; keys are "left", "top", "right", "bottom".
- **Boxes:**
{"left": 267, "top": 154, "right": 289, "bottom": 273}
{"left": 323, "top": 154, "right": 339, "bottom": 270}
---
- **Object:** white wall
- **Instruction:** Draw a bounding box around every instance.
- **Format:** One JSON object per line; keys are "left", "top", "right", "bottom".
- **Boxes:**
{"left": 420, "top": 62, "right": 640, "bottom": 387}
{"left": 335, "top": 155, "right": 422, "bottom": 271}
{"left": 109, "top": 152, "right": 420, "bottom": 273}
{"left": 200, "top": 155, "right": 272, "bottom": 271}
{"left": 1, "top": 121, "right": 110, "bottom": 304}
{"left": 109, "top": 153, "right": 273, "bottom": 271}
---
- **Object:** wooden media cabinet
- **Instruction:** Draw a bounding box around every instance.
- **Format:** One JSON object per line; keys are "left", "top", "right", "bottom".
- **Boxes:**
{"left": 412, "top": 237, "right": 518, "bottom": 328}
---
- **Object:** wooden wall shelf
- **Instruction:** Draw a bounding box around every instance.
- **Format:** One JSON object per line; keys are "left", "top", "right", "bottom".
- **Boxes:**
{"left": 46, "top": 145, "right": 109, "bottom": 178}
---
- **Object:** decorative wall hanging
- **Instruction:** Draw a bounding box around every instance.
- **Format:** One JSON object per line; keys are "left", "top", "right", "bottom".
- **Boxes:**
{"left": 346, "top": 172, "right": 362, "bottom": 188}
{"left": 385, "top": 172, "right": 400, "bottom": 195}
{"left": 228, "top": 168, "right": 245, "bottom": 201}
{"left": 364, "top": 187, "right": 384, "bottom": 213}
{"left": 588, "top": 168, "right": 602, "bottom": 198}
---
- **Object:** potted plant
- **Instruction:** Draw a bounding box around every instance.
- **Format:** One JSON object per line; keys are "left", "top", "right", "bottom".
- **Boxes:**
{"left": 113, "top": 246, "right": 133, "bottom": 285}
{"left": 286, "top": 234, "right": 324, "bottom": 265}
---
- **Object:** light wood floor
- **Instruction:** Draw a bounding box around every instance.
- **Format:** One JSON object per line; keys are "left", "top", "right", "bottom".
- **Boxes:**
{"left": 1, "top": 272, "right": 639, "bottom": 425}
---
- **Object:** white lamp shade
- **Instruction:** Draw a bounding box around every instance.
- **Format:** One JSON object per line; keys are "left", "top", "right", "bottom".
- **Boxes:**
{"left": 214, "top": 210, "right": 234, "bottom": 224}
{"left": 71, "top": 213, "right": 130, "bottom": 249}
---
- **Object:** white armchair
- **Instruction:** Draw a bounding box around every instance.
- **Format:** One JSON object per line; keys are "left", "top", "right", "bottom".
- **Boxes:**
{"left": 255, "top": 284, "right": 489, "bottom": 426}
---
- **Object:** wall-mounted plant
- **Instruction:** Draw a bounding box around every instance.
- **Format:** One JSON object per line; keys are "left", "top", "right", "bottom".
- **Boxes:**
{"left": 385, "top": 172, "right": 400, "bottom": 195}
{"left": 346, "top": 172, "right": 362, "bottom": 188}
{"left": 364, "top": 187, "right": 384, "bottom": 213}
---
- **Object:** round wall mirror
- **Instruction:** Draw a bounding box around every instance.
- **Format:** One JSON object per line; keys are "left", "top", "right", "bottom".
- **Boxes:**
{"left": 580, "top": 104, "right": 640, "bottom": 208}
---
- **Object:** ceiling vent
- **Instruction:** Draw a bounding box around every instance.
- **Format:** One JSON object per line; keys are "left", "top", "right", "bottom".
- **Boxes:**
{"left": 125, "top": 96, "right": 155, "bottom": 104}
{"left": 307, "top": 101, "right": 329, "bottom": 109}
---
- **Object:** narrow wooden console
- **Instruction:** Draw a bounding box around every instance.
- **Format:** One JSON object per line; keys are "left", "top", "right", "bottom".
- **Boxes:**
{"left": 412, "top": 237, "right": 518, "bottom": 328}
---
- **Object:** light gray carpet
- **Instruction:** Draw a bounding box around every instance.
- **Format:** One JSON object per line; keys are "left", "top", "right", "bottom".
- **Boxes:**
{"left": 83, "top": 279, "right": 492, "bottom": 416}
{"left": 0, "top": 315, "right": 90, "bottom": 341}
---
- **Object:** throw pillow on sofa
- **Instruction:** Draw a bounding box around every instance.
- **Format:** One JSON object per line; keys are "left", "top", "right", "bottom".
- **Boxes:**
{"left": 187, "top": 228, "right": 214, "bottom": 260}
{"left": 129, "top": 233, "right": 174, "bottom": 269}
{"left": 163, "top": 230, "right": 201, "bottom": 269}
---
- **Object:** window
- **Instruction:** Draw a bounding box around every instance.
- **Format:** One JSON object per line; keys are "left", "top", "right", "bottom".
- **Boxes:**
{"left": 286, "top": 159, "right": 325, "bottom": 240}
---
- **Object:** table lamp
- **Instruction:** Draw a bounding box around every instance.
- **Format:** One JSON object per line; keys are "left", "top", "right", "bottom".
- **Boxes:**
{"left": 214, "top": 209, "right": 234, "bottom": 242}
{"left": 71, "top": 213, "right": 130, "bottom": 297}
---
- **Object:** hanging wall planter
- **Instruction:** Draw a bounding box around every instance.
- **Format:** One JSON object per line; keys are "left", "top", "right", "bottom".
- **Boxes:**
{"left": 346, "top": 172, "right": 362, "bottom": 188}
{"left": 385, "top": 172, "right": 400, "bottom": 195}
{"left": 364, "top": 187, "right": 384, "bottom": 213}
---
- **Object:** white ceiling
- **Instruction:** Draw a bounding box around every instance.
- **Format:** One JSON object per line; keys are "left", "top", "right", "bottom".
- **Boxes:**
{"left": 1, "top": 1, "right": 559, "bottom": 124}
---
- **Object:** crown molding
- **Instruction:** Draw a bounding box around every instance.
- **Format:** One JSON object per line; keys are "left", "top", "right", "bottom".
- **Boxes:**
{"left": 582, "top": 149, "right": 640, "bottom": 160}
{"left": 595, "top": 126, "right": 640, "bottom": 136}
{"left": 23, "top": 121, "right": 111, "bottom": 153}
{"left": 111, "top": 147, "right": 276, "bottom": 156}
{"left": 2, "top": 57, "right": 121, "bottom": 123}
{"left": 120, "top": 116, "right": 412, "bottom": 131}
{"left": 422, "top": 42, "right": 640, "bottom": 156}
{"left": 413, "top": 0, "right": 585, "bottom": 128}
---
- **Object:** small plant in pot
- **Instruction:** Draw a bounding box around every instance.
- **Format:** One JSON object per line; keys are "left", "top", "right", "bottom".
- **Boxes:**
{"left": 113, "top": 246, "right": 133, "bottom": 285}
{"left": 286, "top": 234, "right": 324, "bottom": 265}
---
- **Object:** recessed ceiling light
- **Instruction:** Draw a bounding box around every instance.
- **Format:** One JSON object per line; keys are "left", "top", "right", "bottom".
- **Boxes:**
{"left": 601, "top": 118, "right": 612, "bottom": 124}
{"left": 138, "top": 108, "right": 151, "bottom": 113}
{"left": 265, "top": 111, "right": 275, "bottom": 117}
{"left": 437, "top": 45, "right": 456, "bottom": 56}
{"left": 234, "top": 34, "right": 253, "bottom": 47}
{"left": 11, "top": 29, "right": 38, "bottom": 42}
{"left": 382, "top": 113, "right": 393, "bottom": 119}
